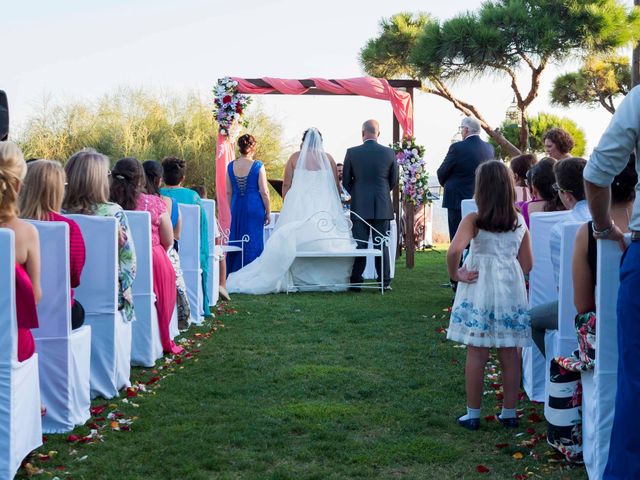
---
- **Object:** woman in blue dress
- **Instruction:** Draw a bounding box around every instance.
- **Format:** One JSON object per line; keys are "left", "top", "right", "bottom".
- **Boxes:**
{"left": 226, "top": 134, "right": 271, "bottom": 275}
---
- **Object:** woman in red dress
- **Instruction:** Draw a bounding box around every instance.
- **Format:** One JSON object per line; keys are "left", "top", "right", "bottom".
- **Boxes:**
{"left": 0, "top": 141, "right": 41, "bottom": 361}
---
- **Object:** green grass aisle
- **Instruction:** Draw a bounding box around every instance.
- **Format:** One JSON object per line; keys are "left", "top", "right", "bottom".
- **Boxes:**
{"left": 18, "top": 251, "right": 587, "bottom": 479}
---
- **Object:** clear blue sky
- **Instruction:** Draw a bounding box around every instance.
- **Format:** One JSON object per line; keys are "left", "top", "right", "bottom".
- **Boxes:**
{"left": 3, "top": 0, "right": 631, "bottom": 176}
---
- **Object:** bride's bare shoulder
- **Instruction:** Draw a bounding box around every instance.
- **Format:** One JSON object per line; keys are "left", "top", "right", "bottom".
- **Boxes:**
{"left": 287, "top": 151, "right": 300, "bottom": 168}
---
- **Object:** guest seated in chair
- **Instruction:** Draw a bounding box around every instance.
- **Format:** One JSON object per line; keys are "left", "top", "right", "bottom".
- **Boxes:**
{"left": 0, "top": 141, "right": 41, "bottom": 361}
{"left": 19, "top": 160, "right": 87, "bottom": 329}
{"left": 517, "top": 158, "right": 564, "bottom": 228}
{"left": 530, "top": 157, "right": 590, "bottom": 357}
{"left": 160, "top": 156, "right": 210, "bottom": 312}
{"left": 62, "top": 149, "right": 137, "bottom": 324}
{"left": 510, "top": 153, "right": 537, "bottom": 204}
{"left": 143, "top": 160, "right": 192, "bottom": 328}
{"left": 110, "top": 157, "right": 183, "bottom": 354}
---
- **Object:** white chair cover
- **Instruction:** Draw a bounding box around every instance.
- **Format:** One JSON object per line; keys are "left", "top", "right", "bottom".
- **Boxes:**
{"left": 125, "top": 212, "right": 163, "bottom": 367}
{"left": 201, "top": 199, "right": 219, "bottom": 306}
{"left": 543, "top": 222, "right": 581, "bottom": 422}
{"left": 364, "top": 219, "right": 397, "bottom": 280}
{"left": 179, "top": 204, "right": 204, "bottom": 324}
{"left": 0, "top": 228, "right": 42, "bottom": 479}
{"left": 522, "top": 210, "right": 571, "bottom": 402}
{"left": 582, "top": 237, "right": 628, "bottom": 479}
{"left": 29, "top": 221, "right": 92, "bottom": 433}
{"left": 67, "top": 215, "right": 131, "bottom": 399}
{"left": 460, "top": 198, "right": 477, "bottom": 219}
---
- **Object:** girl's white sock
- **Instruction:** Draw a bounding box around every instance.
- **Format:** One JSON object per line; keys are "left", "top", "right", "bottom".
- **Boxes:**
{"left": 499, "top": 407, "right": 516, "bottom": 420}
{"left": 459, "top": 406, "right": 481, "bottom": 422}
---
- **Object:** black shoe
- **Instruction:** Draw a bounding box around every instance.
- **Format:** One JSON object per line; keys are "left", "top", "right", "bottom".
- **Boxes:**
{"left": 384, "top": 285, "right": 392, "bottom": 291}
{"left": 456, "top": 415, "right": 480, "bottom": 431}
{"left": 498, "top": 416, "right": 519, "bottom": 428}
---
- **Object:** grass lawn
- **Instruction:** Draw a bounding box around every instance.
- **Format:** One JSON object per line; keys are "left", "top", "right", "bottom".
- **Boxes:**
{"left": 18, "top": 250, "right": 587, "bottom": 479}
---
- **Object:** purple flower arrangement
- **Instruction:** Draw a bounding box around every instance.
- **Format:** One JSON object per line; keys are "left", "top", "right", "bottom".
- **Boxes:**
{"left": 392, "top": 136, "right": 431, "bottom": 207}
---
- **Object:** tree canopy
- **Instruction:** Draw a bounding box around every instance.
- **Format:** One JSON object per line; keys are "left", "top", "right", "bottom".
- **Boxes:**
{"left": 492, "top": 112, "right": 586, "bottom": 159}
{"left": 550, "top": 54, "right": 631, "bottom": 114}
{"left": 361, "top": 1, "right": 640, "bottom": 155}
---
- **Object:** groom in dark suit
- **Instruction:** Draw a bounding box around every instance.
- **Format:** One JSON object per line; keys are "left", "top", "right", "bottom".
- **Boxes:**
{"left": 343, "top": 119, "right": 398, "bottom": 290}
{"left": 437, "top": 116, "right": 494, "bottom": 240}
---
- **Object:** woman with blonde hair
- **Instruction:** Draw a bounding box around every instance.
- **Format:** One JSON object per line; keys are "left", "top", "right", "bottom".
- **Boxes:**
{"left": 0, "top": 141, "right": 41, "bottom": 361}
{"left": 62, "top": 149, "right": 137, "bottom": 323}
{"left": 19, "top": 160, "right": 86, "bottom": 329}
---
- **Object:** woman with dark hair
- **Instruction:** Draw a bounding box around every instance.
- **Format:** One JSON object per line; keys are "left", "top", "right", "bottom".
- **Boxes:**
{"left": 143, "top": 160, "right": 191, "bottom": 329}
{"left": 518, "top": 158, "right": 564, "bottom": 227}
{"left": 510, "top": 153, "right": 537, "bottom": 203}
{"left": 225, "top": 134, "right": 270, "bottom": 274}
{"left": 543, "top": 128, "right": 574, "bottom": 160}
{"left": 160, "top": 156, "right": 210, "bottom": 312}
{"left": 110, "top": 157, "right": 182, "bottom": 354}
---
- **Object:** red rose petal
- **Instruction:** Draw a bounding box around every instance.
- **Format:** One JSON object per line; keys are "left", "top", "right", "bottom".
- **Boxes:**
{"left": 484, "top": 415, "right": 497, "bottom": 422}
{"left": 476, "top": 465, "right": 490, "bottom": 473}
{"left": 66, "top": 435, "right": 80, "bottom": 442}
{"left": 495, "top": 443, "right": 509, "bottom": 449}
{"left": 526, "top": 427, "right": 536, "bottom": 435}
{"left": 126, "top": 388, "right": 138, "bottom": 397}
{"left": 528, "top": 413, "right": 543, "bottom": 423}
{"left": 90, "top": 405, "right": 107, "bottom": 416}
{"left": 145, "top": 376, "right": 161, "bottom": 386}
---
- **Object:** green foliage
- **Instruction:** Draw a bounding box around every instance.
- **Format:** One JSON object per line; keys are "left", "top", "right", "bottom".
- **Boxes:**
{"left": 551, "top": 54, "right": 631, "bottom": 113}
{"left": 408, "top": 0, "right": 640, "bottom": 80}
{"left": 493, "top": 113, "right": 586, "bottom": 159}
{"left": 17, "top": 89, "right": 288, "bottom": 201}
{"left": 359, "top": 12, "right": 432, "bottom": 78}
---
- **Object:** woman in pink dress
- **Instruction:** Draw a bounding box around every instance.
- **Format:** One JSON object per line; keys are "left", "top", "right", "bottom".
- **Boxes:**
{"left": 0, "top": 141, "right": 41, "bottom": 361}
{"left": 109, "top": 157, "right": 182, "bottom": 355}
{"left": 19, "top": 160, "right": 87, "bottom": 329}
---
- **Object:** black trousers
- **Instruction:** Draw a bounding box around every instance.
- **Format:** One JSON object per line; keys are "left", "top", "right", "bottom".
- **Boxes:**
{"left": 350, "top": 216, "right": 391, "bottom": 286}
{"left": 71, "top": 299, "right": 85, "bottom": 330}
{"left": 447, "top": 208, "right": 462, "bottom": 242}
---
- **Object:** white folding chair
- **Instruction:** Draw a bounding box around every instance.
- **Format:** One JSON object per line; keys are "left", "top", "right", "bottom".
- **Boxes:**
{"left": 179, "top": 204, "right": 204, "bottom": 324}
{"left": 522, "top": 210, "right": 571, "bottom": 402}
{"left": 29, "top": 221, "right": 92, "bottom": 433}
{"left": 363, "top": 219, "right": 397, "bottom": 280}
{"left": 201, "top": 199, "right": 220, "bottom": 307}
{"left": 125, "top": 212, "right": 163, "bottom": 367}
{"left": 582, "top": 237, "right": 629, "bottom": 479}
{"left": 460, "top": 198, "right": 477, "bottom": 219}
{"left": 0, "top": 228, "right": 42, "bottom": 479}
{"left": 67, "top": 215, "right": 131, "bottom": 399}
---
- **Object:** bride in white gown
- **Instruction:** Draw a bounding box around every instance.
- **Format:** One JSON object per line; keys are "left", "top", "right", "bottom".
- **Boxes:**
{"left": 227, "top": 128, "right": 356, "bottom": 294}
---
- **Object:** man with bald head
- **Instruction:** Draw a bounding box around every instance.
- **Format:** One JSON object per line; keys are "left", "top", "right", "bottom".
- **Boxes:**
{"left": 343, "top": 119, "right": 398, "bottom": 291}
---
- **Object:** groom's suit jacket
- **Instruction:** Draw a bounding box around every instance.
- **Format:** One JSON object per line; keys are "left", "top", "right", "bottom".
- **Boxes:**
{"left": 342, "top": 139, "right": 398, "bottom": 220}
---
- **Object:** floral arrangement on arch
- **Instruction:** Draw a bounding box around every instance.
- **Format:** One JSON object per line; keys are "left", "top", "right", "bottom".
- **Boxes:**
{"left": 212, "top": 77, "right": 252, "bottom": 138}
{"left": 392, "top": 136, "right": 431, "bottom": 207}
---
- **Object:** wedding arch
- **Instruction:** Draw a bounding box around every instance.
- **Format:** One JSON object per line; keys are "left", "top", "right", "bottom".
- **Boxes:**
{"left": 214, "top": 77, "right": 421, "bottom": 267}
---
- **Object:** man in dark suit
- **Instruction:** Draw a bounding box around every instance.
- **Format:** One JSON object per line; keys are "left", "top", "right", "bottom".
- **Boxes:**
{"left": 437, "top": 116, "right": 494, "bottom": 240}
{"left": 343, "top": 119, "right": 398, "bottom": 290}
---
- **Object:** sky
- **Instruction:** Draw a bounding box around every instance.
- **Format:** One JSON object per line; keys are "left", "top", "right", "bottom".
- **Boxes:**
{"left": 3, "top": 0, "right": 633, "bottom": 182}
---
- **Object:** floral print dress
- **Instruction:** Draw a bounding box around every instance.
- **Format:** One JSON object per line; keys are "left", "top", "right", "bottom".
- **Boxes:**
{"left": 92, "top": 202, "right": 137, "bottom": 322}
{"left": 447, "top": 214, "right": 531, "bottom": 348}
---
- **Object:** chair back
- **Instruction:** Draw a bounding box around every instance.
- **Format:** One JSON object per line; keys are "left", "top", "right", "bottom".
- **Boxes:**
{"left": 179, "top": 204, "right": 204, "bottom": 323}
{"left": 66, "top": 215, "right": 120, "bottom": 398}
{"left": 30, "top": 221, "right": 71, "bottom": 339}
{"left": 125, "top": 211, "right": 163, "bottom": 366}
{"left": 555, "top": 222, "right": 582, "bottom": 356}
{"left": 460, "top": 198, "right": 477, "bottom": 219}
{"left": 201, "top": 199, "right": 218, "bottom": 306}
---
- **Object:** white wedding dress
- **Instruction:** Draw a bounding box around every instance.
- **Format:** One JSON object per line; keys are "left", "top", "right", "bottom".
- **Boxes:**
{"left": 227, "top": 128, "right": 356, "bottom": 294}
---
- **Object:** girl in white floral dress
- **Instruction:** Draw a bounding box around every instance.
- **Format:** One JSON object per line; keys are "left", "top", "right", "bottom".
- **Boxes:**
{"left": 446, "top": 160, "right": 532, "bottom": 431}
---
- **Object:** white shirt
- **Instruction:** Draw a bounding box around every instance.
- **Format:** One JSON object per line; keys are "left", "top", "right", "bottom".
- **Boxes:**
{"left": 585, "top": 86, "right": 640, "bottom": 231}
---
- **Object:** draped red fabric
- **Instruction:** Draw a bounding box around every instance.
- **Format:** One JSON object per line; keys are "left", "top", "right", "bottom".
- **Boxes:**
{"left": 215, "top": 77, "right": 414, "bottom": 235}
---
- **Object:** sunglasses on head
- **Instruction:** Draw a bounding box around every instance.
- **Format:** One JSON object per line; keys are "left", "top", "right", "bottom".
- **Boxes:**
{"left": 552, "top": 182, "right": 572, "bottom": 194}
